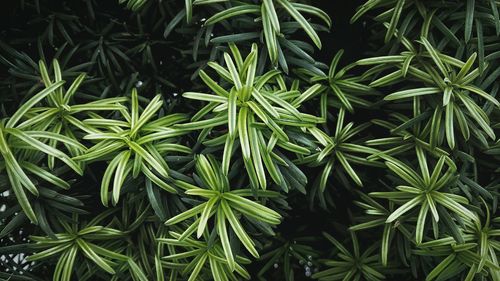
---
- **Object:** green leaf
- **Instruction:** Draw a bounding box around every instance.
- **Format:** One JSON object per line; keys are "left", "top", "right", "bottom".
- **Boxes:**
{"left": 143, "top": 168, "right": 176, "bottom": 195}
{"left": 205, "top": 5, "right": 260, "bottom": 26}
{"left": 460, "top": 85, "right": 500, "bottom": 107}
{"left": 415, "top": 199, "right": 429, "bottom": 244}
{"left": 112, "top": 150, "right": 131, "bottom": 205}
{"left": 252, "top": 89, "right": 279, "bottom": 118}
{"left": 199, "top": 70, "right": 229, "bottom": 97}
{"left": 197, "top": 196, "right": 217, "bottom": 238}
{"left": 217, "top": 209, "right": 235, "bottom": 271}
{"left": 7, "top": 81, "right": 65, "bottom": 128}
{"left": 336, "top": 152, "right": 362, "bottom": 186}
{"left": 62, "top": 245, "right": 77, "bottom": 281}
{"left": 63, "top": 73, "right": 86, "bottom": 104}
{"left": 222, "top": 135, "right": 234, "bottom": 175}
{"left": 464, "top": 0, "right": 475, "bottom": 42}
{"left": 456, "top": 53, "right": 477, "bottom": 82}
{"left": 100, "top": 154, "right": 122, "bottom": 206}
{"left": 244, "top": 44, "right": 258, "bottom": 87}
{"left": 221, "top": 199, "right": 258, "bottom": 258}
{"left": 188, "top": 253, "right": 208, "bottom": 281}
{"left": 76, "top": 238, "right": 115, "bottom": 274}
{"left": 381, "top": 223, "right": 391, "bottom": 266}
{"left": 445, "top": 103, "right": 455, "bottom": 149}
{"left": 165, "top": 203, "right": 206, "bottom": 225}
{"left": 456, "top": 92, "right": 495, "bottom": 139}
{"left": 2, "top": 147, "right": 38, "bottom": 197}
{"left": 385, "top": 87, "right": 441, "bottom": 100}
{"left": 175, "top": 115, "right": 228, "bottom": 130}
{"left": 128, "top": 259, "right": 148, "bottom": 281}
{"left": 228, "top": 89, "right": 237, "bottom": 138}
{"left": 238, "top": 107, "right": 251, "bottom": 161}
{"left": 263, "top": 0, "right": 280, "bottom": 32}
{"left": 318, "top": 159, "right": 333, "bottom": 194}
{"left": 185, "top": 0, "right": 192, "bottom": 23}
{"left": 263, "top": 92, "right": 302, "bottom": 120}
{"left": 356, "top": 55, "right": 405, "bottom": 65}
{"left": 386, "top": 195, "right": 423, "bottom": 223}
{"left": 28, "top": 243, "right": 72, "bottom": 262}
{"left": 261, "top": 4, "right": 278, "bottom": 64}
{"left": 432, "top": 192, "right": 476, "bottom": 222}
{"left": 196, "top": 154, "right": 219, "bottom": 190}
{"left": 6, "top": 128, "right": 82, "bottom": 174}
{"left": 224, "top": 52, "right": 243, "bottom": 90}
{"left": 128, "top": 141, "right": 169, "bottom": 178}
{"left": 426, "top": 194, "right": 439, "bottom": 223}
{"left": 276, "top": 0, "right": 322, "bottom": 49}
{"left": 248, "top": 116, "right": 266, "bottom": 189}
{"left": 132, "top": 95, "right": 164, "bottom": 134}
{"left": 183, "top": 92, "right": 227, "bottom": 103}
{"left": 385, "top": 160, "right": 423, "bottom": 188}
{"left": 22, "top": 161, "right": 70, "bottom": 189}
{"left": 292, "top": 2, "right": 332, "bottom": 28}
{"left": 224, "top": 193, "right": 281, "bottom": 225}
{"left": 420, "top": 37, "right": 449, "bottom": 77}
{"left": 426, "top": 253, "right": 456, "bottom": 281}
{"left": 385, "top": 0, "right": 405, "bottom": 43}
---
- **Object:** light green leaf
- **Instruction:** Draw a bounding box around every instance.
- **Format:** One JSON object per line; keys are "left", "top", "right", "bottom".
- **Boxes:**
{"left": 386, "top": 195, "right": 423, "bottom": 223}
{"left": 385, "top": 87, "right": 440, "bottom": 100}
{"left": 7, "top": 81, "right": 65, "bottom": 128}
{"left": 276, "top": 0, "right": 322, "bottom": 49}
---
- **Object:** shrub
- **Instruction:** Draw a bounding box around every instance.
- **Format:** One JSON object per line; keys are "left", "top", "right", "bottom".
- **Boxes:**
{"left": 0, "top": 0, "right": 498, "bottom": 281}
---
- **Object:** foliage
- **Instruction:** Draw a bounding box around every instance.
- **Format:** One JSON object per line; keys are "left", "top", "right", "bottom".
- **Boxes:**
{"left": 0, "top": 0, "right": 499, "bottom": 281}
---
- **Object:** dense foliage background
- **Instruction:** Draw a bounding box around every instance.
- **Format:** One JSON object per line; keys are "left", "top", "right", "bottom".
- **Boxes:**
{"left": 0, "top": 0, "right": 499, "bottom": 280}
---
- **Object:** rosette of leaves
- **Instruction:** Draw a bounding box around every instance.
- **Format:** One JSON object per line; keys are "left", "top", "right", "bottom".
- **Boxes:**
{"left": 0, "top": 168, "right": 88, "bottom": 240}
{"left": 0, "top": 56, "right": 126, "bottom": 232}
{"left": 313, "top": 231, "right": 389, "bottom": 281}
{"left": 352, "top": 0, "right": 500, "bottom": 47}
{"left": 417, "top": 0, "right": 500, "bottom": 76}
{"left": 109, "top": 192, "right": 167, "bottom": 280}
{"left": 79, "top": 17, "right": 177, "bottom": 96}
{"left": 158, "top": 230, "right": 251, "bottom": 281}
{"left": 2, "top": 0, "right": 500, "bottom": 280}
{"left": 19, "top": 59, "right": 128, "bottom": 165}
{"left": 370, "top": 147, "right": 479, "bottom": 244}
{"left": 165, "top": 154, "right": 282, "bottom": 272}
{"left": 295, "top": 107, "right": 380, "bottom": 206}
{"left": 158, "top": 0, "right": 331, "bottom": 75}
{"left": 200, "top": 0, "right": 331, "bottom": 64}
{"left": 357, "top": 37, "right": 500, "bottom": 149}
{"left": 74, "top": 88, "right": 191, "bottom": 206}
{"left": 414, "top": 204, "right": 500, "bottom": 281}
{"left": 349, "top": 190, "right": 415, "bottom": 267}
{"left": 365, "top": 112, "right": 451, "bottom": 162}
{"left": 178, "top": 43, "right": 323, "bottom": 190}
{"left": 305, "top": 49, "right": 373, "bottom": 114}
{"left": 351, "top": 0, "right": 426, "bottom": 43}
{"left": 174, "top": 0, "right": 328, "bottom": 51}
{"left": 21, "top": 214, "right": 150, "bottom": 281}
{"left": 77, "top": 21, "right": 137, "bottom": 90}
{"left": 0, "top": 42, "right": 94, "bottom": 99}
{"left": 0, "top": 81, "right": 85, "bottom": 223}
{"left": 29, "top": 8, "right": 82, "bottom": 47}
{"left": 28, "top": 226, "right": 124, "bottom": 280}
{"left": 141, "top": 0, "right": 332, "bottom": 44}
